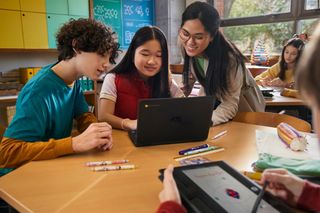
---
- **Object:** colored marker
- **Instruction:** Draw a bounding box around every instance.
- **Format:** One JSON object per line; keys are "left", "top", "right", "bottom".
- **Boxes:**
{"left": 242, "top": 171, "right": 262, "bottom": 180}
{"left": 178, "top": 144, "right": 209, "bottom": 155}
{"left": 86, "top": 160, "right": 129, "bottom": 167}
{"left": 184, "top": 146, "right": 216, "bottom": 155}
{"left": 211, "top": 130, "right": 227, "bottom": 140}
{"left": 92, "top": 164, "right": 136, "bottom": 172}
{"left": 174, "top": 147, "right": 224, "bottom": 161}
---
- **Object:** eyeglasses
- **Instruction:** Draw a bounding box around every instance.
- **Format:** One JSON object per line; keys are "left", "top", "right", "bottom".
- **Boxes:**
{"left": 179, "top": 29, "right": 209, "bottom": 43}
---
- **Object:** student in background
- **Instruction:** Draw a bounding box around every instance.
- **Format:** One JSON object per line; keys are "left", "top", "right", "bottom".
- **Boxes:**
{"left": 157, "top": 23, "right": 320, "bottom": 213}
{"left": 179, "top": 2, "right": 262, "bottom": 126}
{"left": 260, "top": 24, "right": 320, "bottom": 212}
{"left": 0, "top": 18, "right": 120, "bottom": 176}
{"left": 99, "top": 26, "right": 184, "bottom": 131}
{"left": 255, "top": 37, "right": 305, "bottom": 88}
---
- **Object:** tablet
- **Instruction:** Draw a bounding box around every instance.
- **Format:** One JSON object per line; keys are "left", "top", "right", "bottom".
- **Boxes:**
{"left": 159, "top": 161, "right": 292, "bottom": 213}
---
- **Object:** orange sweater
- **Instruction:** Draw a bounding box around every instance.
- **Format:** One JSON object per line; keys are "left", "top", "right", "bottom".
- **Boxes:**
{"left": 0, "top": 112, "right": 96, "bottom": 169}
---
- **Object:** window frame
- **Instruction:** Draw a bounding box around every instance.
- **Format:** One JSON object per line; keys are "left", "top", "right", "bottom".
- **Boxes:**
{"left": 213, "top": 0, "right": 320, "bottom": 33}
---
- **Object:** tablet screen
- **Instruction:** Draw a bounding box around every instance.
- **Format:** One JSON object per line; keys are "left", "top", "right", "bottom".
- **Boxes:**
{"left": 183, "top": 166, "right": 280, "bottom": 213}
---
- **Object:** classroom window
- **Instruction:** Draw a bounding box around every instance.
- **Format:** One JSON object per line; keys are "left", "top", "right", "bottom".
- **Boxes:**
{"left": 305, "top": 0, "right": 320, "bottom": 10}
{"left": 298, "top": 18, "right": 319, "bottom": 35}
{"left": 217, "top": 0, "right": 290, "bottom": 19}
{"left": 222, "top": 22, "right": 293, "bottom": 55}
{"left": 213, "top": 0, "right": 320, "bottom": 55}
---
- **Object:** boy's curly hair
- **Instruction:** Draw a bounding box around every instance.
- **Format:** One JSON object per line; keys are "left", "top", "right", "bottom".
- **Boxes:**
{"left": 56, "top": 18, "right": 120, "bottom": 64}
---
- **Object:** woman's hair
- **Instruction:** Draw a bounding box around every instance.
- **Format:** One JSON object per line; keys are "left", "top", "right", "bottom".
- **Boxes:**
{"left": 279, "top": 37, "right": 305, "bottom": 80}
{"left": 296, "top": 24, "right": 320, "bottom": 107}
{"left": 56, "top": 18, "right": 120, "bottom": 64}
{"left": 181, "top": 1, "right": 247, "bottom": 96}
{"left": 110, "top": 26, "right": 170, "bottom": 98}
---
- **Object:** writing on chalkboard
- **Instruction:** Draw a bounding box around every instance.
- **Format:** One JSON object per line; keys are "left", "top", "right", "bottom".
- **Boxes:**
{"left": 93, "top": 0, "right": 154, "bottom": 48}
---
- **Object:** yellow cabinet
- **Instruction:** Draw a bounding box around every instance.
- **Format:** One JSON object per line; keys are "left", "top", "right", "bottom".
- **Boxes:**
{"left": 0, "top": 0, "right": 20, "bottom": 10}
{"left": 0, "top": 10, "right": 24, "bottom": 48}
{"left": 20, "top": 0, "right": 46, "bottom": 13}
{"left": 21, "top": 12, "right": 48, "bottom": 48}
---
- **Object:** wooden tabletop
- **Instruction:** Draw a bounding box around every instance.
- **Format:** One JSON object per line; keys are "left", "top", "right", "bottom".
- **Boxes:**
{"left": 0, "top": 122, "right": 275, "bottom": 213}
{"left": 265, "top": 91, "right": 305, "bottom": 106}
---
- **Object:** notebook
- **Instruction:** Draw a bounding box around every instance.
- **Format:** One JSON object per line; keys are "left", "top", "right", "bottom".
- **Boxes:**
{"left": 128, "top": 96, "right": 214, "bottom": 147}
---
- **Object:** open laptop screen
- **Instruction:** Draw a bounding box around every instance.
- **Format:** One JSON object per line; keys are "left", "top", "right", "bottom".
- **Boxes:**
{"left": 129, "top": 96, "right": 214, "bottom": 146}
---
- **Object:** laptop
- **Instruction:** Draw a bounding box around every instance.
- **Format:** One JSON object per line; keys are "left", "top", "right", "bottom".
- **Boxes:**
{"left": 128, "top": 96, "right": 214, "bottom": 147}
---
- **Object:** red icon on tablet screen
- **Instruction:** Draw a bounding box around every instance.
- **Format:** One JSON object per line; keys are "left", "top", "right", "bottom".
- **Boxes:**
{"left": 226, "top": 188, "right": 240, "bottom": 199}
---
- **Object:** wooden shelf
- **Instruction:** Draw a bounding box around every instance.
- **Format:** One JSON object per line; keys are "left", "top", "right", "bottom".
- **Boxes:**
{"left": 0, "top": 48, "right": 58, "bottom": 53}
{"left": 0, "top": 95, "right": 18, "bottom": 103}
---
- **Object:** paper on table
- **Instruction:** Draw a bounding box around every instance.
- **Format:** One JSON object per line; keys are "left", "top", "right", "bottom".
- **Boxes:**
{"left": 255, "top": 130, "right": 320, "bottom": 160}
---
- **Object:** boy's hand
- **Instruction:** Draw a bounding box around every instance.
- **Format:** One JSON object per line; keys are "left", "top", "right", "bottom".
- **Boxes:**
{"left": 72, "top": 122, "right": 113, "bottom": 152}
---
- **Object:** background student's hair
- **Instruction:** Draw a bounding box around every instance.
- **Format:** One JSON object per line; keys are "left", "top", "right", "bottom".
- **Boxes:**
{"left": 109, "top": 26, "right": 170, "bottom": 98}
{"left": 296, "top": 25, "right": 320, "bottom": 106}
{"left": 181, "top": 2, "right": 247, "bottom": 96}
{"left": 279, "top": 37, "right": 305, "bottom": 81}
{"left": 56, "top": 18, "right": 119, "bottom": 63}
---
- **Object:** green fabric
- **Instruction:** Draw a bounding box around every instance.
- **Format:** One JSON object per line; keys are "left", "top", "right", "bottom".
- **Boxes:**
{"left": 255, "top": 153, "right": 320, "bottom": 176}
{"left": 194, "top": 57, "right": 205, "bottom": 77}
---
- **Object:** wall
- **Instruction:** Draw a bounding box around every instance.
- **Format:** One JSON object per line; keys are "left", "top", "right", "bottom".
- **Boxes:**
{"left": 156, "top": 0, "right": 185, "bottom": 64}
{"left": 0, "top": 52, "right": 57, "bottom": 73}
{"left": 0, "top": 0, "right": 201, "bottom": 73}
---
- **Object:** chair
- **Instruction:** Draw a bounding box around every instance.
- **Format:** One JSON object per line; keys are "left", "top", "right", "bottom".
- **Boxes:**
{"left": 233, "top": 112, "right": 312, "bottom": 132}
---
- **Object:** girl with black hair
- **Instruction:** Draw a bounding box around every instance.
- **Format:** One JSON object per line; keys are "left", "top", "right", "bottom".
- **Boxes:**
{"left": 99, "top": 26, "right": 184, "bottom": 130}
{"left": 255, "top": 38, "right": 305, "bottom": 88}
{"left": 179, "top": 1, "right": 261, "bottom": 126}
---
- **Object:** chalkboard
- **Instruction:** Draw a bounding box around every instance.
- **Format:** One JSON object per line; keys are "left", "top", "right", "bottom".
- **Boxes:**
{"left": 93, "top": 0, "right": 154, "bottom": 49}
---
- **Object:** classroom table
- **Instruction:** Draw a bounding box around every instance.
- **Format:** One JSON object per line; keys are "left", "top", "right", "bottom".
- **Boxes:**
{"left": 265, "top": 91, "right": 310, "bottom": 122}
{"left": 0, "top": 122, "right": 281, "bottom": 212}
{"left": 265, "top": 91, "right": 304, "bottom": 106}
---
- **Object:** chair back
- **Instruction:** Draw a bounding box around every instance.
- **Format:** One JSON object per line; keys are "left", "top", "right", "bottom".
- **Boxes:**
{"left": 233, "top": 112, "right": 312, "bottom": 132}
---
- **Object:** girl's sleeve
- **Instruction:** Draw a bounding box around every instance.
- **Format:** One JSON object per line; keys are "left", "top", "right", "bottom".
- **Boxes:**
{"left": 211, "top": 64, "right": 243, "bottom": 126}
{"left": 100, "top": 73, "right": 117, "bottom": 102}
{"left": 156, "top": 201, "right": 187, "bottom": 213}
{"left": 297, "top": 181, "right": 320, "bottom": 212}
{"left": 254, "top": 63, "right": 280, "bottom": 81}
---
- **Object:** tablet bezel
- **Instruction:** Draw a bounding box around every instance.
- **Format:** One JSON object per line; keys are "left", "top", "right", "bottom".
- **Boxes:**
{"left": 159, "top": 161, "right": 292, "bottom": 213}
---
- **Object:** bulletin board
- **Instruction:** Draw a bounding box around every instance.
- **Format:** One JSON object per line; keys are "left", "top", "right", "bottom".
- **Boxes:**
{"left": 93, "top": 0, "right": 154, "bottom": 49}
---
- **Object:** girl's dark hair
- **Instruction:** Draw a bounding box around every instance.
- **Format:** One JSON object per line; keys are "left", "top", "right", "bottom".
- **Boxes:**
{"left": 110, "top": 26, "right": 170, "bottom": 98}
{"left": 56, "top": 18, "right": 120, "bottom": 64}
{"left": 279, "top": 37, "right": 305, "bottom": 80}
{"left": 181, "top": 2, "right": 247, "bottom": 96}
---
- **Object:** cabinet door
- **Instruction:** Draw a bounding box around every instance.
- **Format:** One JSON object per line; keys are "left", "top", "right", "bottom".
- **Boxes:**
{"left": 46, "top": 0, "right": 68, "bottom": 14}
{"left": 0, "top": 0, "right": 20, "bottom": 10}
{"left": 47, "top": 14, "right": 70, "bottom": 48}
{"left": 68, "top": 0, "right": 89, "bottom": 17}
{"left": 21, "top": 12, "right": 48, "bottom": 48}
{"left": 20, "top": 0, "right": 46, "bottom": 13}
{"left": 0, "top": 10, "right": 24, "bottom": 48}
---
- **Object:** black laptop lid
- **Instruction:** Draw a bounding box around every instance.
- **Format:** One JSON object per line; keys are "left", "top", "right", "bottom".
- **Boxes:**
{"left": 131, "top": 96, "right": 214, "bottom": 146}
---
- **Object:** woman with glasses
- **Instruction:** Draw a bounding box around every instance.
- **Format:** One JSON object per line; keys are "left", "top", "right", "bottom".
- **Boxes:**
{"left": 157, "top": 23, "right": 320, "bottom": 213}
{"left": 179, "top": 1, "right": 262, "bottom": 126}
